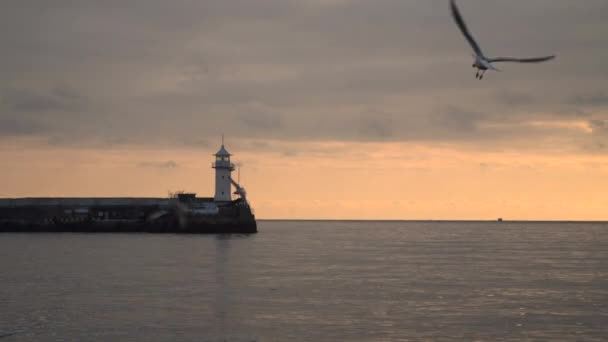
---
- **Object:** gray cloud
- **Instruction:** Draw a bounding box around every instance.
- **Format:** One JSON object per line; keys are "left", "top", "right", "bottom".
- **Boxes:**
{"left": 589, "top": 120, "right": 608, "bottom": 138}
{"left": 571, "top": 92, "right": 608, "bottom": 107}
{"left": 590, "top": 120, "right": 606, "bottom": 130}
{"left": 2, "top": 86, "right": 84, "bottom": 113}
{"left": 0, "top": 85, "right": 90, "bottom": 137}
{"left": 496, "top": 90, "right": 536, "bottom": 107}
{"left": 138, "top": 160, "right": 179, "bottom": 169}
{"left": 355, "top": 110, "right": 394, "bottom": 139}
{"left": 0, "top": 117, "right": 44, "bottom": 135}
{"left": 236, "top": 109, "right": 283, "bottom": 131}
{"left": 1, "top": 0, "right": 607, "bottom": 152}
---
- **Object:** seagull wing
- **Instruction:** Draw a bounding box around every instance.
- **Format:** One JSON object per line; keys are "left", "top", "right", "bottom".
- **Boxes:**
{"left": 450, "top": 0, "right": 484, "bottom": 57}
{"left": 487, "top": 55, "right": 556, "bottom": 63}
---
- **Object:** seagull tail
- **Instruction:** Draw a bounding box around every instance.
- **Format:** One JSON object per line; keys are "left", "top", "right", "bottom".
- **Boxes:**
{"left": 488, "top": 63, "right": 501, "bottom": 72}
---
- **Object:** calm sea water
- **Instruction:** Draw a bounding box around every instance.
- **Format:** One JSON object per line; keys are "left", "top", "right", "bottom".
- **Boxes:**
{"left": 1, "top": 221, "right": 607, "bottom": 341}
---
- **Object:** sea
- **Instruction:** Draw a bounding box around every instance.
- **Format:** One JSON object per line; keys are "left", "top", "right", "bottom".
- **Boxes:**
{"left": 1, "top": 221, "right": 607, "bottom": 341}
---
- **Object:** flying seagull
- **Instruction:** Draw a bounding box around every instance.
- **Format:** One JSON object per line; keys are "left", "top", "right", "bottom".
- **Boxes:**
{"left": 450, "top": 0, "right": 555, "bottom": 80}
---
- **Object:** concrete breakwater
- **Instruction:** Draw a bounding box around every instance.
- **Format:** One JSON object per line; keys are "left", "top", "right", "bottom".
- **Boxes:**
{"left": 0, "top": 196, "right": 257, "bottom": 234}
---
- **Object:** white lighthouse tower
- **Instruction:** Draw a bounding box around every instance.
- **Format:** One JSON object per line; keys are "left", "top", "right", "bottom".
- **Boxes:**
{"left": 213, "top": 142, "right": 235, "bottom": 202}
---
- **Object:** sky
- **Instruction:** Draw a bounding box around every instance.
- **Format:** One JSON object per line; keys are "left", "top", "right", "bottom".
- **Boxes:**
{"left": 1, "top": 0, "right": 608, "bottom": 220}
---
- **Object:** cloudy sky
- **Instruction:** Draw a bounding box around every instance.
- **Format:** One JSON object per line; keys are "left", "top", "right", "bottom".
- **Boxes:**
{"left": 1, "top": 0, "right": 608, "bottom": 219}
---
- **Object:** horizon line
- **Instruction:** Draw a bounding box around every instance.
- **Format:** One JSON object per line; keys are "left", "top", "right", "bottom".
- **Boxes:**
{"left": 257, "top": 219, "right": 608, "bottom": 223}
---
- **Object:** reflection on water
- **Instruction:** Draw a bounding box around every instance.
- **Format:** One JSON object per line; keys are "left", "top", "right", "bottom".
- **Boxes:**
{"left": 212, "top": 233, "right": 258, "bottom": 341}
{"left": 213, "top": 235, "right": 232, "bottom": 337}
{"left": 1, "top": 222, "right": 607, "bottom": 341}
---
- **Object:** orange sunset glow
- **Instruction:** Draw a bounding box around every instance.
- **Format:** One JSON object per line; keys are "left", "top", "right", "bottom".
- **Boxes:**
{"left": 2, "top": 137, "right": 607, "bottom": 220}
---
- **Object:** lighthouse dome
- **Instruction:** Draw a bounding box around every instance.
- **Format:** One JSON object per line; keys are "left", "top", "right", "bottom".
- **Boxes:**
{"left": 215, "top": 144, "right": 231, "bottom": 157}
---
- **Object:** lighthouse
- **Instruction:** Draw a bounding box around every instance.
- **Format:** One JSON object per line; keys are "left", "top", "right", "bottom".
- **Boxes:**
{"left": 213, "top": 143, "right": 235, "bottom": 202}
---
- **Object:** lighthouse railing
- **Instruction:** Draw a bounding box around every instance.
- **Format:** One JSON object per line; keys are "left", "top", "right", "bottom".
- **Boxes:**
{"left": 212, "top": 161, "right": 236, "bottom": 170}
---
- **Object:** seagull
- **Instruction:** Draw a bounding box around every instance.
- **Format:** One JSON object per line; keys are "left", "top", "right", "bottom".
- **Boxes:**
{"left": 450, "top": 0, "right": 555, "bottom": 80}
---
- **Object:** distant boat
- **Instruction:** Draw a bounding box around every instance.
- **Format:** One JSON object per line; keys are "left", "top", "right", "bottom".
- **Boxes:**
{"left": 497, "top": 218, "right": 503, "bottom": 222}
